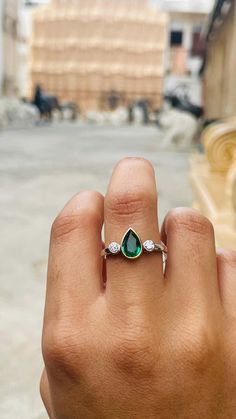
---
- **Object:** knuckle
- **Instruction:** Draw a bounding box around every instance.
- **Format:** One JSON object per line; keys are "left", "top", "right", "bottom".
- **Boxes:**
{"left": 110, "top": 331, "right": 155, "bottom": 378}
{"left": 42, "top": 326, "right": 78, "bottom": 373}
{"left": 51, "top": 215, "right": 76, "bottom": 241}
{"left": 51, "top": 208, "right": 100, "bottom": 242}
{"left": 167, "top": 208, "right": 214, "bottom": 237}
{"left": 42, "top": 323, "right": 93, "bottom": 376}
{"left": 218, "top": 249, "right": 236, "bottom": 269}
{"left": 106, "top": 188, "right": 154, "bottom": 220}
{"left": 179, "top": 324, "right": 218, "bottom": 373}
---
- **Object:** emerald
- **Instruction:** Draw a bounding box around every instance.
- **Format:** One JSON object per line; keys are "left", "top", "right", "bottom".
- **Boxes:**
{"left": 121, "top": 228, "right": 142, "bottom": 259}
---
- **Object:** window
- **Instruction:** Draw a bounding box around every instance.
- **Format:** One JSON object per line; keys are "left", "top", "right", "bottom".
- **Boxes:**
{"left": 170, "top": 30, "right": 183, "bottom": 47}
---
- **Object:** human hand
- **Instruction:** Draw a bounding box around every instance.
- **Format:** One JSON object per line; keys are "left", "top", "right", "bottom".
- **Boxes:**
{"left": 40, "top": 158, "right": 236, "bottom": 419}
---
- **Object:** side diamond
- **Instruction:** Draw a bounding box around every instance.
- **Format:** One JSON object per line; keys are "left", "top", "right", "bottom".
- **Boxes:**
{"left": 108, "top": 242, "right": 120, "bottom": 254}
{"left": 143, "top": 240, "right": 155, "bottom": 252}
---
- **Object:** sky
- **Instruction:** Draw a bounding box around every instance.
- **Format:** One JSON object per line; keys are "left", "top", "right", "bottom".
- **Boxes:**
{"left": 24, "top": 0, "right": 215, "bottom": 14}
{"left": 150, "top": 0, "right": 215, "bottom": 13}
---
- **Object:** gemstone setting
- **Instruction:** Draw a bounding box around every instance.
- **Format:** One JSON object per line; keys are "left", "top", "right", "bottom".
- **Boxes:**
{"left": 108, "top": 242, "right": 120, "bottom": 255}
{"left": 143, "top": 240, "right": 155, "bottom": 252}
{"left": 121, "top": 228, "right": 142, "bottom": 259}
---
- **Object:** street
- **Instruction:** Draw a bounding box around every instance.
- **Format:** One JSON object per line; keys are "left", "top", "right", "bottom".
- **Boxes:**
{"left": 0, "top": 122, "right": 192, "bottom": 419}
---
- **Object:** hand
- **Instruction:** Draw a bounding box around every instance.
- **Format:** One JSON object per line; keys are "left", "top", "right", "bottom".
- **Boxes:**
{"left": 40, "top": 158, "right": 236, "bottom": 419}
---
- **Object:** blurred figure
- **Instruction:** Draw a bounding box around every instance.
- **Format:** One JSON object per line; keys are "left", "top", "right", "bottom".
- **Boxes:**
{"left": 33, "top": 84, "right": 49, "bottom": 120}
{"left": 129, "top": 99, "right": 150, "bottom": 125}
{"left": 33, "top": 84, "right": 64, "bottom": 122}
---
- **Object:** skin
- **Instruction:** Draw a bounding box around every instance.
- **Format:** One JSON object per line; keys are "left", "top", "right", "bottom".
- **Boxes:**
{"left": 40, "top": 158, "right": 236, "bottom": 419}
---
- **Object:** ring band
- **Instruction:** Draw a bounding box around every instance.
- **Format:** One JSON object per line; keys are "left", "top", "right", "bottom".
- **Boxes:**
{"left": 102, "top": 228, "right": 167, "bottom": 261}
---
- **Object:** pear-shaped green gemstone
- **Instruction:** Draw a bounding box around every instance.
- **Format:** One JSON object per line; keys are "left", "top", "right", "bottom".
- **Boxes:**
{"left": 121, "top": 229, "right": 142, "bottom": 259}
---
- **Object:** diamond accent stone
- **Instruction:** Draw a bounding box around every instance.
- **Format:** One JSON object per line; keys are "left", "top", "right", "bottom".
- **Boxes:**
{"left": 108, "top": 242, "right": 120, "bottom": 254}
{"left": 143, "top": 240, "right": 155, "bottom": 252}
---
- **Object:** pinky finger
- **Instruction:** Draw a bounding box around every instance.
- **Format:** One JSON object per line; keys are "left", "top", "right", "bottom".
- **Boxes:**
{"left": 217, "top": 249, "right": 236, "bottom": 319}
{"left": 40, "top": 369, "right": 55, "bottom": 419}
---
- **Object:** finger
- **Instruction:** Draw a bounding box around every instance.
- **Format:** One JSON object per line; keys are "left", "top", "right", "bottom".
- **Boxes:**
{"left": 162, "top": 208, "right": 220, "bottom": 308}
{"left": 217, "top": 249, "right": 236, "bottom": 319}
{"left": 40, "top": 369, "right": 54, "bottom": 418}
{"left": 45, "top": 191, "right": 104, "bottom": 323}
{"left": 104, "top": 158, "right": 164, "bottom": 307}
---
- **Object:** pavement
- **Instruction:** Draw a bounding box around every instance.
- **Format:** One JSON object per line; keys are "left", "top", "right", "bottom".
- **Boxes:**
{"left": 0, "top": 122, "right": 193, "bottom": 419}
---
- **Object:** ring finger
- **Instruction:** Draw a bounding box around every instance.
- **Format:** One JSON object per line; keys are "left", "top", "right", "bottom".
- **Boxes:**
{"left": 104, "top": 158, "right": 164, "bottom": 309}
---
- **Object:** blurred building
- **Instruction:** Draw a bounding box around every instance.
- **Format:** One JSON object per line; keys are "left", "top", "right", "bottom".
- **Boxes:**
{"left": 204, "top": 0, "right": 236, "bottom": 119}
{"left": 18, "top": 1, "right": 34, "bottom": 97}
{"left": 0, "top": 0, "right": 20, "bottom": 95}
{"left": 0, "top": 0, "right": 48, "bottom": 97}
{"left": 0, "top": 1, "right": 4, "bottom": 94}
{"left": 30, "top": 0, "right": 168, "bottom": 111}
{"left": 18, "top": 0, "right": 51, "bottom": 97}
{"left": 151, "top": 0, "right": 214, "bottom": 108}
{"left": 161, "top": 0, "right": 214, "bottom": 75}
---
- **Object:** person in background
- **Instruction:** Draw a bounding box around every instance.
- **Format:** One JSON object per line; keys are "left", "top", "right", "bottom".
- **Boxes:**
{"left": 33, "top": 85, "right": 43, "bottom": 115}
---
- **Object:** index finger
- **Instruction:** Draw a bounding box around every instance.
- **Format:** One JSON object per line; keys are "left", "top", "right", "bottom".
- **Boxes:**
{"left": 44, "top": 191, "right": 104, "bottom": 324}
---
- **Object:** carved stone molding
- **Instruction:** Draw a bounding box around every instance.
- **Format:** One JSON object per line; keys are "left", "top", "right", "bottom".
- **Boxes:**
{"left": 203, "top": 121, "right": 236, "bottom": 172}
{"left": 191, "top": 120, "right": 236, "bottom": 249}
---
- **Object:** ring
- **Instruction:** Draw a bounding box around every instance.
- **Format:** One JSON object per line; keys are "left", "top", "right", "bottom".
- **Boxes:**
{"left": 102, "top": 228, "right": 167, "bottom": 261}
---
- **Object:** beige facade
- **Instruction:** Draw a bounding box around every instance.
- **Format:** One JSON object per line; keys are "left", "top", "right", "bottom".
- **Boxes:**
{"left": 30, "top": 0, "right": 168, "bottom": 111}
{"left": 204, "top": 1, "right": 236, "bottom": 119}
{"left": 1, "top": 0, "right": 20, "bottom": 95}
